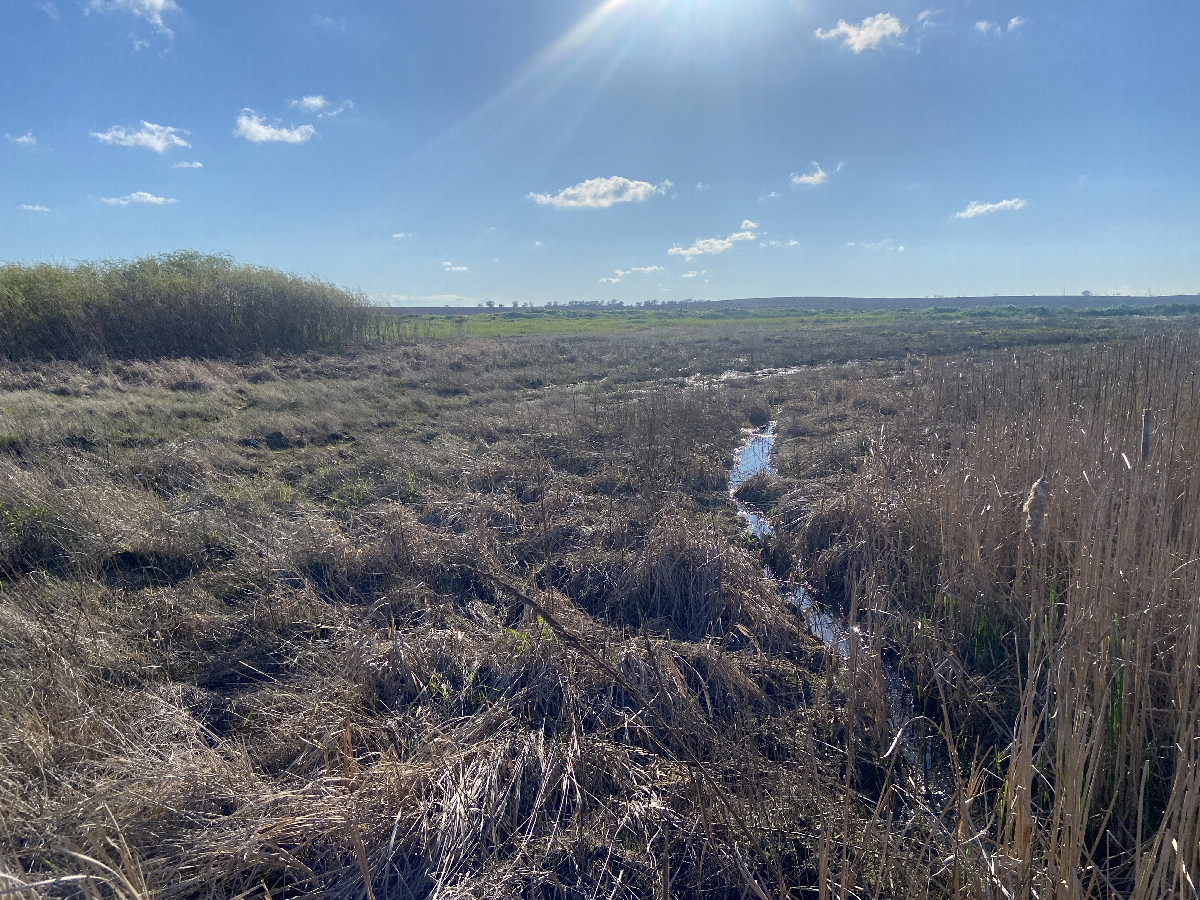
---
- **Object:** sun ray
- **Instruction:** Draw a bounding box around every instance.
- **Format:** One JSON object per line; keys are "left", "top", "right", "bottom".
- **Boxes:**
{"left": 428, "top": 0, "right": 649, "bottom": 152}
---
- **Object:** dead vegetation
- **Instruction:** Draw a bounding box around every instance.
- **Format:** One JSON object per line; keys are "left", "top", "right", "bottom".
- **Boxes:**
{"left": 773, "top": 333, "right": 1200, "bottom": 897}
{"left": 2, "top": 317, "right": 1198, "bottom": 898}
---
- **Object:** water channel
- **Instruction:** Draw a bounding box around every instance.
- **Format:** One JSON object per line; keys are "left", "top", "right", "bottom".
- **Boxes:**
{"left": 729, "top": 424, "right": 935, "bottom": 790}
{"left": 729, "top": 422, "right": 850, "bottom": 655}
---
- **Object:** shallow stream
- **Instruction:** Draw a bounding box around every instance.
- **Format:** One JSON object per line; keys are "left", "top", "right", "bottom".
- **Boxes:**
{"left": 729, "top": 424, "right": 933, "bottom": 789}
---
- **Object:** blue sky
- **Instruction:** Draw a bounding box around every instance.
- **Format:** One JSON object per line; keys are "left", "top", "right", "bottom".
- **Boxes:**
{"left": 2, "top": 0, "right": 1198, "bottom": 305}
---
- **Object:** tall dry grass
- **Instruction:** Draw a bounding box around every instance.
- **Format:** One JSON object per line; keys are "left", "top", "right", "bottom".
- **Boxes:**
{"left": 801, "top": 333, "right": 1200, "bottom": 896}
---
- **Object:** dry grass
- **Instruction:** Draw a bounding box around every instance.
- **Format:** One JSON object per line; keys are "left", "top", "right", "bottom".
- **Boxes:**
{"left": 784, "top": 332, "right": 1200, "bottom": 897}
{"left": 4, "top": 317, "right": 1196, "bottom": 898}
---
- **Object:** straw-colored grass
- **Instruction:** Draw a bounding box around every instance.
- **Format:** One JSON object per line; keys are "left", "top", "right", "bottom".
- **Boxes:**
{"left": 3, "top": 312, "right": 1198, "bottom": 898}
{"left": 789, "top": 332, "right": 1200, "bottom": 897}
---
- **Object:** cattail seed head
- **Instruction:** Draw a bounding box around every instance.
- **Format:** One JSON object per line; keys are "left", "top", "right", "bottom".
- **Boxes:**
{"left": 1023, "top": 471, "right": 1049, "bottom": 548}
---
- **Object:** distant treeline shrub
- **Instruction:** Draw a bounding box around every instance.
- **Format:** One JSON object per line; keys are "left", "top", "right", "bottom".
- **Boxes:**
{"left": 0, "top": 252, "right": 382, "bottom": 359}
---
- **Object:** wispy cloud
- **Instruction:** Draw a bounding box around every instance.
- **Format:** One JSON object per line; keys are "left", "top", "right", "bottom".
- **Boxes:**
{"left": 696, "top": 182, "right": 711, "bottom": 192}
{"left": 19, "top": 204, "right": 50, "bottom": 212}
{"left": 5, "top": 132, "right": 37, "bottom": 147}
{"left": 600, "top": 265, "right": 666, "bottom": 283}
{"left": 311, "top": 13, "right": 347, "bottom": 32}
{"left": 668, "top": 223, "right": 758, "bottom": 261}
{"left": 392, "top": 232, "right": 410, "bottom": 239}
{"left": 35, "top": 1, "right": 59, "bottom": 21}
{"left": 92, "top": 121, "right": 190, "bottom": 152}
{"left": 978, "top": 17, "right": 1025, "bottom": 35}
{"left": 442, "top": 261, "right": 468, "bottom": 272}
{"left": 234, "top": 111, "right": 315, "bottom": 144}
{"left": 528, "top": 176, "right": 670, "bottom": 209}
{"left": 172, "top": 160, "right": 202, "bottom": 169}
{"left": 101, "top": 191, "right": 177, "bottom": 206}
{"left": 87, "top": 0, "right": 179, "bottom": 35}
{"left": 815, "top": 13, "right": 905, "bottom": 52}
{"left": 762, "top": 239, "right": 800, "bottom": 248}
{"left": 288, "top": 95, "right": 354, "bottom": 118}
{"left": 847, "top": 239, "right": 904, "bottom": 251}
{"left": 955, "top": 198, "right": 1026, "bottom": 219}
{"left": 681, "top": 270, "right": 706, "bottom": 279}
{"left": 791, "top": 162, "right": 828, "bottom": 186}
{"left": 319, "top": 100, "right": 353, "bottom": 119}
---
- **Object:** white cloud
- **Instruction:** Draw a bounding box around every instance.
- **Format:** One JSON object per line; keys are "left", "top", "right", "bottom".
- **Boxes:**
{"left": 528, "top": 175, "right": 668, "bottom": 209}
{"left": 130, "top": 36, "right": 149, "bottom": 50}
{"left": 442, "top": 261, "right": 468, "bottom": 272}
{"left": 681, "top": 271, "right": 701, "bottom": 279}
{"left": 740, "top": 220, "right": 759, "bottom": 230}
{"left": 88, "top": 0, "right": 179, "bottom": 34}
{"left": 763, "top": 239, "right": 800, "bottom": 248}
{"left": 599, "top": 265, "right": 665, "bottom": 284}
{"left": 392, "top": 232, "right": 410, "bottom": 239}
{"left": 289, "top": 95, "right": 354, "bottom": 118}
{"left": 101, "top": 191, "right": 178, "bottom": 206}
{"left": 791, "top": 162, "right": 828, "bottom": 186}
{"left": 172, "top": 160, "right": 202, "bottom": 168}
{"left": 234, "top": 111, "right": 315, "bottom": 144}
{"left": 975, "top": 20, "right": 1000, "bottom": 34}
{"left": 292, "top": 95, "right": 327, "bottom": 111}
{"left": 761, "top": 191, "right": 782, "bottom": 201}
{"left": 19, "top": 204, "right": 50, "bottom": 212}
{"left": 92, "top": 121, "right": 190, "bottom": 152}
{"left": 1008, "top": 16, "right": 1026, "bottom": 30}
{"left": 5, "top": 132, "right": 37, "bottom": 147}
{"left": 36, "top": 2, "right": 59, "bottom": 21}
{"left": 668, "top": 224, "right": 758, "bottom": 261}
{"left": 917, "top": 9, "right": 940, "bottom": 25}
{"left": 815, "top": 13, "right": 905, "bottom": 52}
{"left": 955, "top": 198, "right": 1026, "bottom": 219}
{"left": 696, "top": 182, "right": 711, "bottom": 192}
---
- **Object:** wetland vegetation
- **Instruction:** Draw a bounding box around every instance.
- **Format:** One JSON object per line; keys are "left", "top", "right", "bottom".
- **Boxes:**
{"left": 2, "top": 257, "right": 1200, "bottom": 898}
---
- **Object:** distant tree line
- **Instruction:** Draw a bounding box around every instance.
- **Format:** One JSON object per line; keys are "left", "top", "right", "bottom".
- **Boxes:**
{"left": 0, "top": 252, "right": 380, "bottom": 360}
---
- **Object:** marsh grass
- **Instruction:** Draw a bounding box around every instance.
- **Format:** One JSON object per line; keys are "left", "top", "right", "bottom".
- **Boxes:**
{"left": 788, "top": 333, "right": 1200, "bottom": 896}
{"left": 0, "top": 253, "right": 380, "bottom": 360}
{"left": 3, "top": 309, "right": 1199, "bottom": 898}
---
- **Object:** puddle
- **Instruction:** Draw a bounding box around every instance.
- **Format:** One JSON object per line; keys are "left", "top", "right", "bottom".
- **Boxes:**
{"left": 689, "top": 360, "right": 862, "bottom": 389}
{"left": 729, "top": 423, "right": 777, "bottom": 538}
